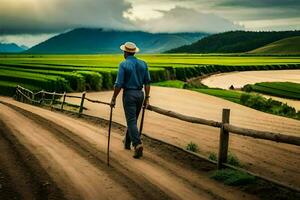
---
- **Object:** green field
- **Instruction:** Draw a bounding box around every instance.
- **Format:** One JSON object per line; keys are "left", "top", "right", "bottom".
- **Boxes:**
{"left": 151, "top": 80, "right": 186, "bottom": 89}
{"left": 243, "top": 82, "right": 300, "bottom": 100}
{"left": 0, "top": 54, "right": 299, "bottom": 96}
{"left": 249, "top": 36, "right": 300, "bottom": 54}
{"left": 1, "top": 54, "right": 300, "bottom": 67}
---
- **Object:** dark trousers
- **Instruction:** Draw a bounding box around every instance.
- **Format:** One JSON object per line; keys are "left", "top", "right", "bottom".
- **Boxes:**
{"left": 122, "top": 90, "right": 144, "bottom": 147}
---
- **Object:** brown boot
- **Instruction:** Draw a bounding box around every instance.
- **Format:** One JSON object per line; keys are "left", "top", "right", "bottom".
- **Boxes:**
{"left": 133, "top": 144, "right": 143, "bottom": 159}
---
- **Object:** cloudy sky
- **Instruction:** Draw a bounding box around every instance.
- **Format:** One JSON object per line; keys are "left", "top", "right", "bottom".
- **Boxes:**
{"left": 0, "top": 0, "right": 299, "bottom": 47}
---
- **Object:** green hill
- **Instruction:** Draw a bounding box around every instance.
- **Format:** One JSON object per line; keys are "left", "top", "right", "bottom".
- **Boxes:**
{"left": 166, "top": 30, "right": 300, "bottom": 53}
{"left": 25, "top": 28, "right": 206, "bottom": 54}
{"left": 249, "top": 36, "right": 300, "bottom": 54}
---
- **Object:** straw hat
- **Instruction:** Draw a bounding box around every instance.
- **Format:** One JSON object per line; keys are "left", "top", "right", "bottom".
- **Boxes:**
{"left": 120, "top": 42, "right": 140, "bottom": 53}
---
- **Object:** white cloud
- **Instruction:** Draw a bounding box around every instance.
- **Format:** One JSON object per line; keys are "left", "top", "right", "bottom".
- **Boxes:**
{"left": 0, "top": 0, "right": 134, "bottom": 34}
{"left": 0, "top": 34, "right": 56, "bottom": 48}
{"left": 1, "top": 0, "right": 298, "bottom": 46}
{"left": 134, "top": 7, "right": 244, "bottom": 33}
{"left": 241, "top": 18, "right": 300, "bottom": 31}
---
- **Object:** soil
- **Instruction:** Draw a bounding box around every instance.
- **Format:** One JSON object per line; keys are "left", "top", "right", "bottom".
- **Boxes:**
{"left": 65, "top": 86, "right": 300, "bottom": 189}
{"left": 0, "top": 97, "right": 260, "bottom": 200}
{"left": 201, "top": 70, "right": 300, "bottom": 89}
{"left": 1, "top": 85, "right": 300, "bottom": 199}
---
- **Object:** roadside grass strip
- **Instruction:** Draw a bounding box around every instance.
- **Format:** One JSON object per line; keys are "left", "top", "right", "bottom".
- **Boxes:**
{"left": 249, "top": 82, "right": 300, "bottom": 100}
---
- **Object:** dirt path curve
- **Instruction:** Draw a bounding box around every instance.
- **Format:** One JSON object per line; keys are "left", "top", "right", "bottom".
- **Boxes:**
{"left": 0, "top": 97, "right": 258, "bottom": 200}
{"left": 67, "top": 86, "right": 300, "bottom": 189}
{"left": 0, "top": 103, "right": 135, "bottom": 200}
{"left": 201, "top": 70, "right": 300, "bottom": 89}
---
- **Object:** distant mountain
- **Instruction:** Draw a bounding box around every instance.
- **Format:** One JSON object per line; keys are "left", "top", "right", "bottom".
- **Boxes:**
{"left": 0, "top": 43, "right": 28, "bottom": 53}
{"left": 20, "top": 45, "right": 29, "bottom": 50}
{"left": 26, "top": 28, "right": 207, "bottom": 54}
{"left": 166, "top": 30, "right": 300, "bottom": 53}
{"left": 249, "top": 36, "right": 300, "bottom": 54}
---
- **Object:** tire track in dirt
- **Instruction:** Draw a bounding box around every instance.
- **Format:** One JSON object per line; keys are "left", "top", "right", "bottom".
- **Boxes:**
{"left": 1, "top": 102, "right": 173, "bottom": 200}
{"left": 0, "top": 103, "right": 142, "bottom": 200}
{"left": 0, "top": 101, "right": 214, "bottom": 200}
{"left": 0, "top": 98, "right": 259, "bottom": 200}
{"left": 0, "top": 114, "right": 66, "bottom": 200}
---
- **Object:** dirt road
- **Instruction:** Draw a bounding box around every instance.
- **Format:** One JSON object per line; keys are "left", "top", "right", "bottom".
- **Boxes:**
{"left": 0, "top": 97, "right": 260, "bottom": 200}
{"left": 67, "top": 86, "right": 300, "bottom": 189}
{"left": 201, "top": 70, "right": 300, "bottom": 89}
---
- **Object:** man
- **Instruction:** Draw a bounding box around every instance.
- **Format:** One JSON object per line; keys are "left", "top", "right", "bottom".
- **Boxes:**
{"left": 110, "top": 42, "right": 151, "bottom": 159}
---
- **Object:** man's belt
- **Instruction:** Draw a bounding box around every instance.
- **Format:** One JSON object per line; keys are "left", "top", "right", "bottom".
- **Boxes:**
{"left": 124, "top": 88, "right": 142, "bottom": 91}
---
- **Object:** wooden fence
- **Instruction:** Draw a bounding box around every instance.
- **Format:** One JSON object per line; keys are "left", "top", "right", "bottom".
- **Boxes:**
{"left": 14, "top": 85, "right": 300, "bottom": 183}
{"left": 15, "top": 85, "right": 110, "bottom": 116}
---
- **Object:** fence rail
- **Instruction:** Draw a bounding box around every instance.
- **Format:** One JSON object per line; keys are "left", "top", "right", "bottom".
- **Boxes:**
{"left": 15, "top": 85, "right": 109, "bottom": 116}
{"left": 147, "top": 105, "right": 300, "bottom": 147}
{"left": 85, "top": 97, "right": 111, "bottom": 106}
{"left": 14, "top": 85, "right": 300, "bottom": 185}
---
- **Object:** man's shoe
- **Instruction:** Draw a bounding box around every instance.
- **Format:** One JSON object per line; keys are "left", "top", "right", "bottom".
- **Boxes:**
{"left": 125, "top": 144, "right": 131, "bottom": 150}
{"left": 133, "top": 144, "right": 143, "bottom": 159}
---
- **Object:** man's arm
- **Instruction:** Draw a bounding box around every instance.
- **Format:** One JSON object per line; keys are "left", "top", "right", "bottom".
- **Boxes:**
{"left": 143, "top": 64, "right": 151, "bottom": 107}
{"left": 143, "top": 84, "right": 150, "bottom": 107}
{"left": 110, "top": 87, "right": 121, "bottom": 108}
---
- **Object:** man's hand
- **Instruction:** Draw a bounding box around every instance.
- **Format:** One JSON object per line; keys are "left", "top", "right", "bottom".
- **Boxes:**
{"left": 110, "top": 97, "right": 116, "bottom": 108}
{"left": 111, "top": 87, "right": 121, "bottom": 108}
{"left": 143, "top": 96, "right": 149, "bottom": 108}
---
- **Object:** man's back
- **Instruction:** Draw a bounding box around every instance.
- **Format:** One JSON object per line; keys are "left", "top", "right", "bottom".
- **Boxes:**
{"left": 115, "top": 55, "right": 151, "bottom": 90}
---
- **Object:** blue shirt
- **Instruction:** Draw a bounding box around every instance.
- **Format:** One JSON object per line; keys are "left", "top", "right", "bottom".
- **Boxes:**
{"left": 114, "top": 56, "right": 151, "bottom": 89}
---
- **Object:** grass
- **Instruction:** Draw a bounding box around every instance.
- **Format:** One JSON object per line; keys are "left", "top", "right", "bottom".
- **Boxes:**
{"left": 192, "top": 88, "right": 242, "bottom": 103}
{"left": 195, "top": 89, "right": 300, "bottom": 120}
{"left": 227, "top": 153, "right": 241, "bottom": 167}
{"left": 0, "top": 80, "right": 40, "bottom": 96}
{"left": 0, "top": 69, "right": 71, "bottom": 93}
{"left": 0, "top": 54, "right": 299, "bottom": 96}
{"left": 208, "top": 152, "right": 217, "bottom": 161}
{"left": 186, "top": 142, "right": 199, "bottom": 152}
{"left": 153, "top": 80, "right": 300, "bottom": 120}
{"left": 208, "top": 152, "right": 241, "bottom": 167}
{"left": 249, "top": 36, "right": 300, "bottom": 54}
{"left": 241, "top": 93, "right": 300, "bottom": 120}
{"left": 244, "top": 82, "right": 300, "bottom": 100}
{"left": 152, "top": 80, "right": 186, "bottom": 88}
{"left": 1, "top": 54, "right": 299, "bottom": 67}
{"left": 211, "top": 169, "right": 256, "bottom": 186}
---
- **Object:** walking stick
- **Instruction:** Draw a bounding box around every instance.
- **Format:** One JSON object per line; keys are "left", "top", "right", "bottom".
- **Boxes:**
{"left": 107, "top": 106, "right": 113, "bottom": 166}
{"left": 139, "top": 105, "right": 146, "bottom": 136}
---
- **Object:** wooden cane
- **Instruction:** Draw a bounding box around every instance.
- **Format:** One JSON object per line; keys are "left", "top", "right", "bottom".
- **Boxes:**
{"left": 139, "top": 105, "right": 146, "bottom": 136}
{"left": 107, "top": 106, "right": 113, "bottom": 166}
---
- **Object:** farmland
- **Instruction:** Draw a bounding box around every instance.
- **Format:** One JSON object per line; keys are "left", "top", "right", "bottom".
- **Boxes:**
{"left": 243, "top": 82, "right": 300, "bottom": 100}
{"left": 1, "top": 54, "right": 300, "bottom": 199}
{"left": 0, "top": 54, "right": 300, "bottom": 96}
{"left": 153, "top": 80, "right": 300, "bottom": 120}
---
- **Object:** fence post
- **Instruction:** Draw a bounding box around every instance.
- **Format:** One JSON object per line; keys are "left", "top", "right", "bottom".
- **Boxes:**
{"left": 15, "top": 87, "right": 19, "bottom": 101}
{"left": 21, "top": 89, "right": 24, "bottom": 103}
{"left": 61, "top": 92, "right": 66, "bottom": 110}
{"left": 51, "top": 92, "right": 56, "bottom": 109}
{"left": 25, "top": 90, "right": 28, "bottom": 103}
{"left": 41, "top": 90, "right": 45, "bottom": 105}
{"left": 32, "top": 93, "right": 35, "bottom": 105}
{"left": 217, "top": 108, "right": 230, "bottom": 169}
{"left": 78, "top": 92, "right": 86, "bottom": 116}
